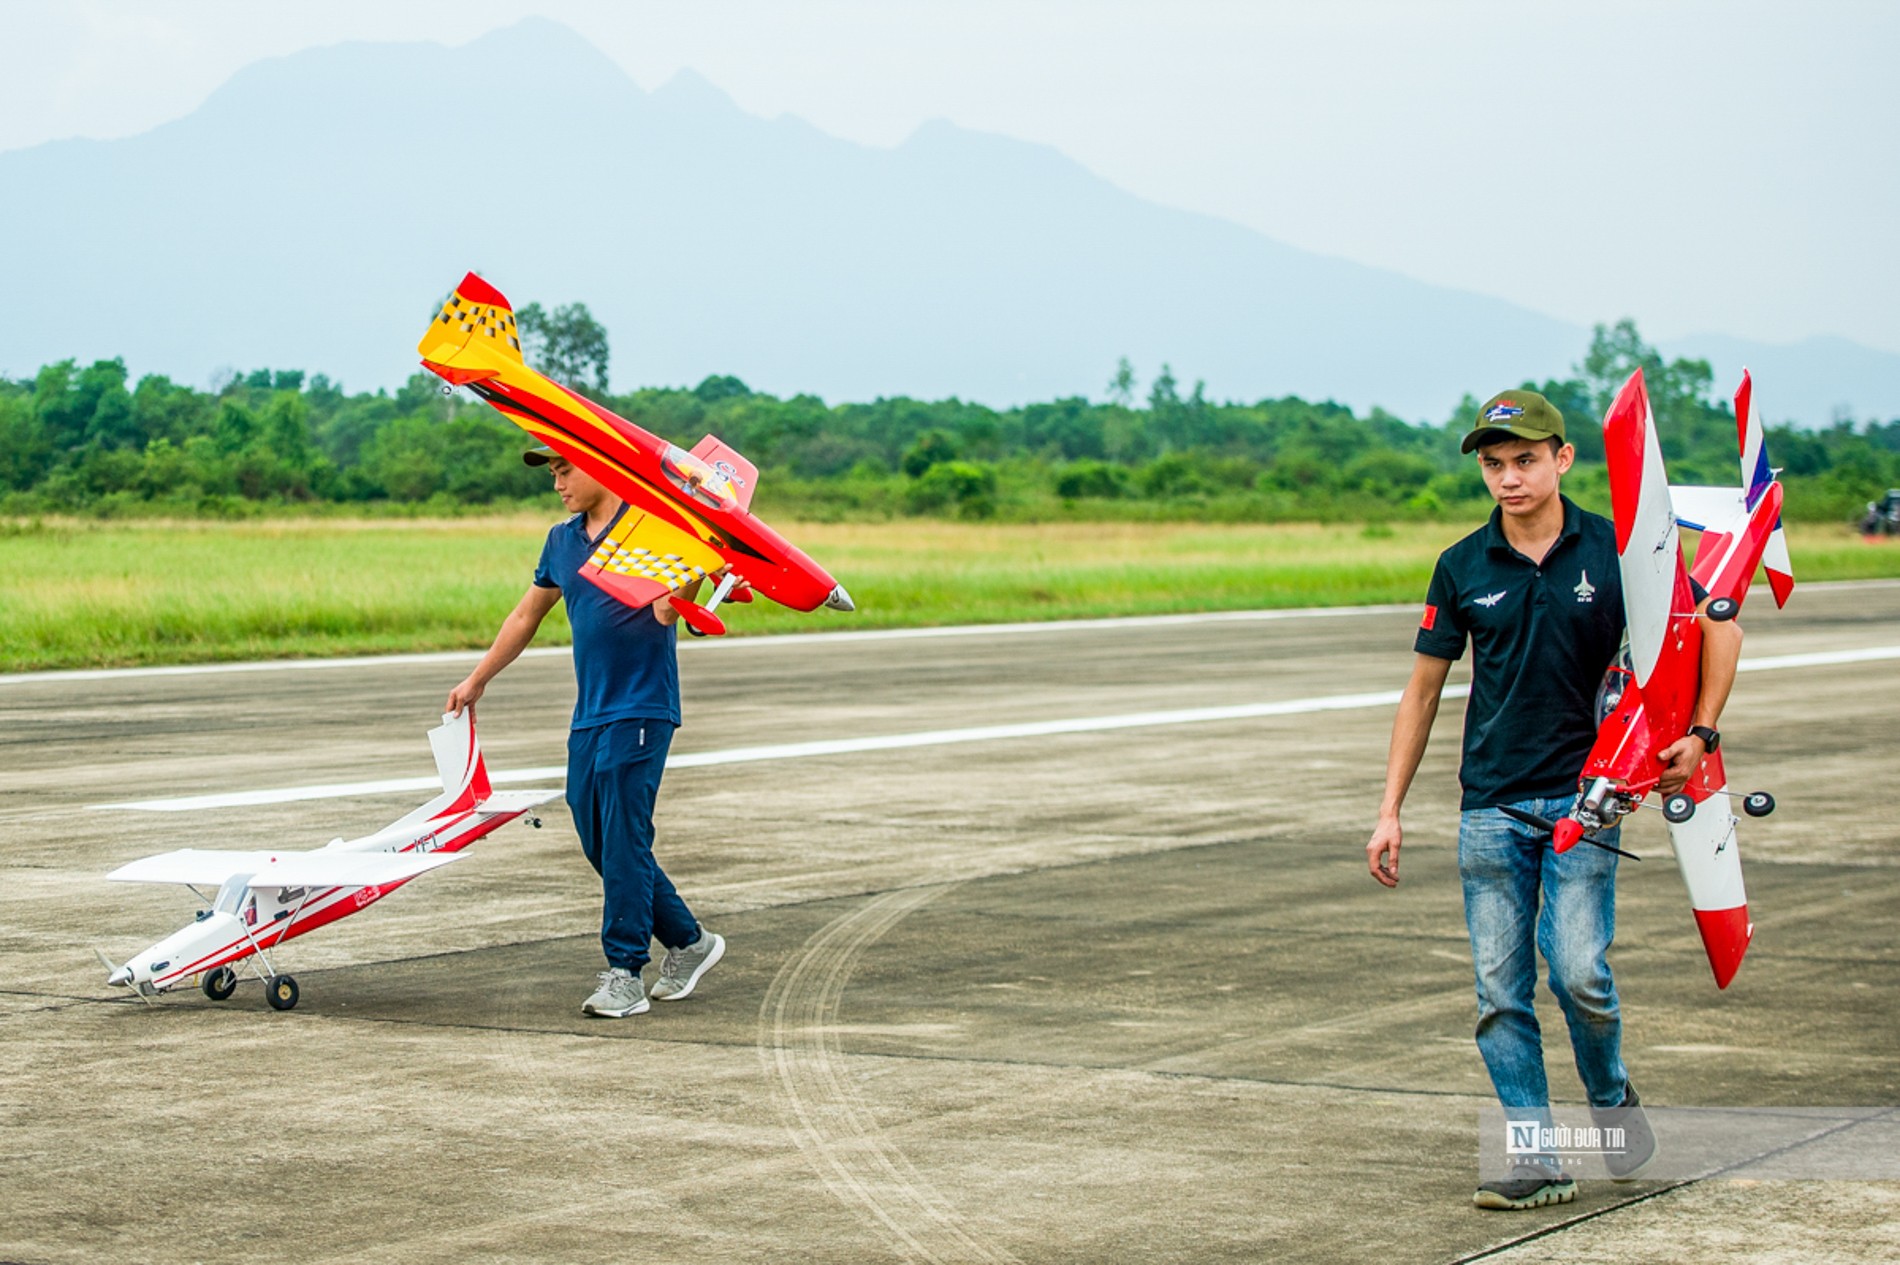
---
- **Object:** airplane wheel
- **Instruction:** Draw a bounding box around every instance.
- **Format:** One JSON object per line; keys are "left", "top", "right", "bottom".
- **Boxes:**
{"left": 1662, "top": 794, "right": 1697, "bottom": 823}
{"left": 1743, "top": 791, "right": 1776, "bottom": 818}
{"left": 1706, "top": 597, "right": 1740, "bottom": 622}
{"left": 266, "top": 975, "right": 299, "bottom": 1011}
{"left": 201, "top": 967, "right": 237, "bottom": 1001}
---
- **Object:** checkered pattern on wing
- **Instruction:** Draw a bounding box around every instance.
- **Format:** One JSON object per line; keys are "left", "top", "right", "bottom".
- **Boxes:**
{"left": 437, "top": 296, "right": 522, "bottom": 352}
{"left": 588, "top": 542, "right": 708, "bottom": 591}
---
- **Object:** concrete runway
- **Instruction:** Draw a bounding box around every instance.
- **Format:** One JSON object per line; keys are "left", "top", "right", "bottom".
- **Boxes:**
{"left": 3, "top": 584, "right": 1899, "bottom": 1264}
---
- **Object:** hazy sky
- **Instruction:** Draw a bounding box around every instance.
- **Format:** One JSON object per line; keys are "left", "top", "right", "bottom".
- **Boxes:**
{"left": 5, "top": 0, "right": 1896, "bottom": 354}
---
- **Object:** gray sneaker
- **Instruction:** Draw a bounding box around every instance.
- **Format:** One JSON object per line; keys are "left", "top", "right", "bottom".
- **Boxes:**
{"left": 582, "top": 967, "right": 648, "bottom": 1018}
{"left": 650, "top": 930, "right": 725, "bottom": 1001}
{"left": 1593, "top": 1084, "right": 1659, "bottom": 1182}
{"left": 1473, "top": 1162, "right": 1576, "bottom": 1210}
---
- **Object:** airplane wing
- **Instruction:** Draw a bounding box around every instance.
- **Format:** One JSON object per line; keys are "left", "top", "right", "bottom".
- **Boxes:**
{"left": 250, "top": 850, "right": 463, "bottom": 891}
{"left": 1663, "top": 755, "right": 1753, "bottom": 990}
{"left": 581, "top": 505, "right": 725, "bottom": 610}
{"left": 108, "top": 849, "right": 285, "bottom": 886}
{"left": 108, "top": 847, "right": 462, "bottom": 890}
{"left": 1604, "top": 370, "right": 1696, "bottom": 698}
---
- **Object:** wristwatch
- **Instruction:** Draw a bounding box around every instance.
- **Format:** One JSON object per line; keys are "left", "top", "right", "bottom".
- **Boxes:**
{"left": 1688, "top": 724, "right": 1720, "bottom": 752}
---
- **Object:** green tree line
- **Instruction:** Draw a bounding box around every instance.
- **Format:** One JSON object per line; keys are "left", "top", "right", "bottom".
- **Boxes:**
{"left": 2, "top": 319, "right": 1894, "bottom": 522}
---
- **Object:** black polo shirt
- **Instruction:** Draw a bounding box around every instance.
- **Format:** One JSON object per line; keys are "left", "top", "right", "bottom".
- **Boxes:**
{"left": 1414, "top": 496, "right": 1626, "bottom": 810}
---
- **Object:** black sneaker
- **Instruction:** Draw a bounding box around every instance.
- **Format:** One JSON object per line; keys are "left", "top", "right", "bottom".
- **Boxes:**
{"left": 1473, "top": 1162, "right": 1576, "bottom": 1210}
{"left": 1593, "top": 1084, "right": 1658, "bottom": 1182}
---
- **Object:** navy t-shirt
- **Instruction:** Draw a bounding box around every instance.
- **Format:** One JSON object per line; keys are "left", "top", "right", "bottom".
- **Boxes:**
{"left": 1414, "top": 496, "right": 1626, "bottom": 810}
{"left": 534, "top": 507, "right": 682, "bottom": 730}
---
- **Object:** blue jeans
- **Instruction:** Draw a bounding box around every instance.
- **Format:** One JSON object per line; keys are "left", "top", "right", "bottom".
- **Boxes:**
{"left": 1459, "top": 797, "right": 1629, "bottom": 1113}
{"left": 567, "top": 719, "right": 699, "bottom": 971}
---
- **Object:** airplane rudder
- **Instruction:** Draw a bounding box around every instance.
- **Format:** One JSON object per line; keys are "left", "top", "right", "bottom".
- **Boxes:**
{"left": 418, "top": 272, "right": 526, "bottom": 370}
{"left": 428, "top": 709, "right": 484, "bottom": 808}
{"left": 469, "top": 730, "right": 494, "bottom": 804}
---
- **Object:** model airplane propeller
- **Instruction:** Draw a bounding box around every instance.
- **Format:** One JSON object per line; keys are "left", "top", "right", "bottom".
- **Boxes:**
{"left": 1544, "top": 368, "right": 1794, "bottom": 989}
{"left": 416, "top": 272, "right": 854, "bottom": 636}
{"left": 100, "top": 710, "right": 557, "bottom": 1010}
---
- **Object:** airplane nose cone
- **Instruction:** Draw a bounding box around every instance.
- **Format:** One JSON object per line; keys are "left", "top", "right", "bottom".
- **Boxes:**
{"left": 825, "top": 584, "right": 855, "bottom": 613}
{"left": 106, "top": 965, "right": 133, "bottom": 987}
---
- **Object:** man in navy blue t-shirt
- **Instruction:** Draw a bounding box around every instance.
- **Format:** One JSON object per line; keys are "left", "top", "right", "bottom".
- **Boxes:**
{"left": 448, "top": 448, "right": 726, "bottom": 1017}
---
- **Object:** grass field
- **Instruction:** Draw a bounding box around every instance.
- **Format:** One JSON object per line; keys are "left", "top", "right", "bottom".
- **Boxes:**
{"left": 2, "top": 516, "right": 1896, "bottom": 672}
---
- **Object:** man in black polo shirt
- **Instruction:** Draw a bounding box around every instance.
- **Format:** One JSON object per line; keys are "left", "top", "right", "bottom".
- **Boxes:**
{"left": 1366, "top": 390, "right": 1742, "bottom": 1210}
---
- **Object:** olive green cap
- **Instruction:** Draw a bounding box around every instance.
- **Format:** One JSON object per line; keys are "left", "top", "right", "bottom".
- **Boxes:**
{"left": 522, "top": 445, "right": 559, "bottom": 467}
{"left": 1460, "top": 390, "right": 1566, "bottom": 454}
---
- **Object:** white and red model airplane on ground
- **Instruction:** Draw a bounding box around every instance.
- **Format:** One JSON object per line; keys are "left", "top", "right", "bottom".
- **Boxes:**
{"left": 1506, "top": 369, "right": 1794, "bottom": 989}
{"left": 101, "top": 710, "right": 557, "bottom": 1010}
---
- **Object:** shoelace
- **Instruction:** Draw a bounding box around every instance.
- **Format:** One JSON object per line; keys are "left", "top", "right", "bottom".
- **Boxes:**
{"left": 596, "top": 969, "right": 634, "bottom": 994}
{"left": 658, "top": 947, "right": 686, "bottom": 979}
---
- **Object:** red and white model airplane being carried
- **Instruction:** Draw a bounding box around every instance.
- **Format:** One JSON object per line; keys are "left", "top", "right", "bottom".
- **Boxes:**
{"left": 1507, "top": 369, "right": 1793, "bottom": 989}
{"left": 100, "top": 711, "right": 557, "bottom": 1010}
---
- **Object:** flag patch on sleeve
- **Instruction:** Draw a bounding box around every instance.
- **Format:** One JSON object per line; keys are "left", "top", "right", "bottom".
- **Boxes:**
{"left": 1420, "top": 603, "right": 1438, "bottom": 631}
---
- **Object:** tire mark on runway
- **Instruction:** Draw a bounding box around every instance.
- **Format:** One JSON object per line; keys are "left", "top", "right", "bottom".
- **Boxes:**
{"left": 760, "top": 883, "right": 1022, "bottom": 1265}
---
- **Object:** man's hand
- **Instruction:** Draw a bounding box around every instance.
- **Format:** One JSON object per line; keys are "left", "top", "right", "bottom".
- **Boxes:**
{"left": 445, "top": 675, "right": 484, "bottom": 717}
{"left": 1655, "top": 733, "right": 1708, "bottom": 795}
{"left": 1367, "top": 817, "right": 1403, "bottom": 888}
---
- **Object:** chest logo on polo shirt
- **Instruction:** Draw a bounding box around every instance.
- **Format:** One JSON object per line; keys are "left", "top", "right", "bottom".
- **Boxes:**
{"left": 1474, "top": 590, "right": 1507, "bottom": 608}
{"left": 1574, "top": 571, "right": 1596, "bottom": 602}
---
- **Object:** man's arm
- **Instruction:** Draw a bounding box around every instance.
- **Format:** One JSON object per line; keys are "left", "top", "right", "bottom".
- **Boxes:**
{"left": 1655, "top": 602, "right": 1745, "bottom": 793}
{"left": 1367, "top": 653, "right": 1455, "bottom": 887}
{"left": 446, "top": 584, "right": 562, "bottom": 715}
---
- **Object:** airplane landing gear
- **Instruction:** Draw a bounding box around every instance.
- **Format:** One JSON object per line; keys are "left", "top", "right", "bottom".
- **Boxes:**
{"left": 1662, "top": 793, "right": 1697, "bottom": 823}
{"left": 1743, "top": 791, "right": 1776, "bottom": 818}
{"left": 266, "top": 974, "right": 300, "bottom": 1011}
{"left": 201, "top": 967, "right": 237, "bottom": 1001}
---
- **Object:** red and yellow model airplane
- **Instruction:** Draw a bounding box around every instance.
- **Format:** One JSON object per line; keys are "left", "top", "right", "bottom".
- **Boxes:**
{"left": 416, "top": 272, "right": 853, "bottom": 635}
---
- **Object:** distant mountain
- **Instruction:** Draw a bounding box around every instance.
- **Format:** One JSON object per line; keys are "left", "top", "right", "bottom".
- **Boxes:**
{"left": 1654, "top": 333, "right": 1899, "bottom": 427}
{"left": 2, "top": 17, "right": 1895, "bottom": 425}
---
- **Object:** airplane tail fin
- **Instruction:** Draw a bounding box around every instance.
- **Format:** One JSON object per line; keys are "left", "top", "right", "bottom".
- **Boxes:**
{"left": 384, "top": 710, "right": 492, "bottom": 831}
{"left": 416, "top": 272, "right": 526, "bottom": 386}
{"left": 429, "top": 707, "right": 492, "bottom": 811}
{"left": 1734, "top": 371, "right": 1795, "bottom": 608}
